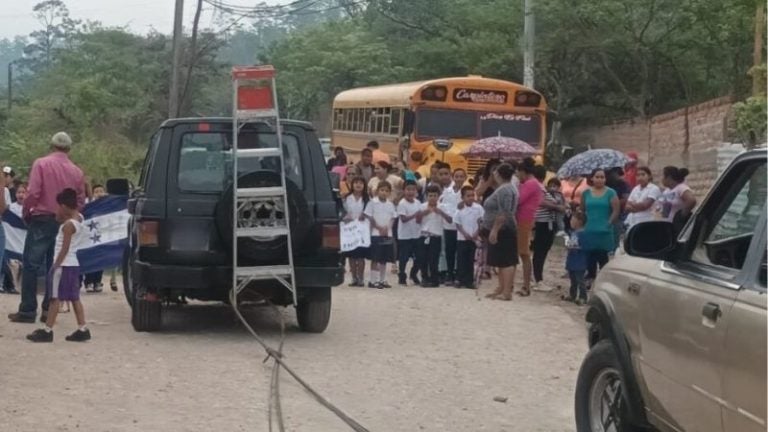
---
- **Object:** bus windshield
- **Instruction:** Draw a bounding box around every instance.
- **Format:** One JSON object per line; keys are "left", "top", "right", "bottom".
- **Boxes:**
{"left": 416, "top": 108, "right": 541, "bottom": 144}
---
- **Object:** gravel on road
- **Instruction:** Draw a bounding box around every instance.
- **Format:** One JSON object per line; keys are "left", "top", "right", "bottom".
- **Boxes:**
{"left": 0, "top": 250, "right": 587, "bottom": 432}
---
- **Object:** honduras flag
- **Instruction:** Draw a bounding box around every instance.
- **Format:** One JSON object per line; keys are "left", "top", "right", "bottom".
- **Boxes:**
{"left": 3, "top": 196, "right": 130, "bottom": 274}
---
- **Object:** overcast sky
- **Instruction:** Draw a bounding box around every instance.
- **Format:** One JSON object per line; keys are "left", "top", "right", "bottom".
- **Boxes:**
{"left": 0, "top": 0, "right": 286, "bottom": 40}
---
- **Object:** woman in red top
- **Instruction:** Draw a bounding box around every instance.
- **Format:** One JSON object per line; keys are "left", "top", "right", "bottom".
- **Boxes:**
{"left": 515, "top": 158, "right": 544, "bottom": 296}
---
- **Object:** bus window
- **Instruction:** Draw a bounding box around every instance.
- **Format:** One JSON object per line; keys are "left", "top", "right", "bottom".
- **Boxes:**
{"left": 480, "top": 113, "right": 541, "bottom": 143}
{"left": 417, "top": 109, "right": 476, "bottom": 139}
{"left": 390, "top": 109, "right": 401, "bottom": 135}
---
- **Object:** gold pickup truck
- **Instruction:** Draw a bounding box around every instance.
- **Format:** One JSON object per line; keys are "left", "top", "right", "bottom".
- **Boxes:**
{"left": 575, "top": 148, "right": 766, "bottom": 432}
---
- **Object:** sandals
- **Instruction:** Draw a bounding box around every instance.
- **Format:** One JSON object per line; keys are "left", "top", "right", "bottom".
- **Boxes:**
{"left": 485, "top": 287, "right": 502, "bottom": 298}
{"left": 518, "top": 287, "right": 531, "bottom": 297}
{"left": 491, "top": 292, "right": 512, "bottom": 301}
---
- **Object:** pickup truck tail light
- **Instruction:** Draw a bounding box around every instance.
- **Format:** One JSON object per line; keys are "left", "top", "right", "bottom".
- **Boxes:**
{"left": 138, "top": 221, "right": 159, "bottom": 247}
{"left": 322, "top": 224, "right": 340, "bottom": 250}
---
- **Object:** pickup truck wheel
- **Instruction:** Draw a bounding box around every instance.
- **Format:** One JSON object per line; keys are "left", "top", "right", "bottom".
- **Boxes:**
{"left": 296, "top": 287, "right": 331, "bottom": 333}
{"left": 123, "top": 248, "right": 135, "bottom": 307}
{"left": 216, "top": 170, "right": 311, "bottom": 265}
{"left": 575, "top": 340, "right": 639, "bottom": 432}
{"left": 131, "top": 292, "right": 162, "bottom": 332}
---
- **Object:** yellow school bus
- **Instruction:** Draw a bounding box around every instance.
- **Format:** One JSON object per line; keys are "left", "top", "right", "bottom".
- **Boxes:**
{"left": 331, "top": 76, "right": 547, "bottom": 177}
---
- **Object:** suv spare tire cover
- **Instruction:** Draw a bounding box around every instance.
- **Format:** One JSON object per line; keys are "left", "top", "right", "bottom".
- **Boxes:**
{"left": 216, "top": 170, "right": 311, "bottom": 264}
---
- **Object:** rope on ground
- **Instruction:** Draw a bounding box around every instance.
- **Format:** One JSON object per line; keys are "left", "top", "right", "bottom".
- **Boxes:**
{"left": 230, "top": 290, "right": 370, "bottom": 432}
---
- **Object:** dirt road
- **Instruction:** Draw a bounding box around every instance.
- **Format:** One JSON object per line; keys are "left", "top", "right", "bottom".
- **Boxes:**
{"left": 0, "top": 252, "right": 586, "bottom": 432}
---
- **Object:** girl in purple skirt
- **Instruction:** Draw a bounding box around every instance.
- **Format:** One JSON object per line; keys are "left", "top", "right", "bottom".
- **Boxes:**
{"left": 27, "top": 189, "right": 90, "bottom": 343}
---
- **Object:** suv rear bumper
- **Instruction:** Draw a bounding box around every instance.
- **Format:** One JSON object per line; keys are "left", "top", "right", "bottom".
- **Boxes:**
{"left": 132, "top": 260, "right": 345, "bottom": 291}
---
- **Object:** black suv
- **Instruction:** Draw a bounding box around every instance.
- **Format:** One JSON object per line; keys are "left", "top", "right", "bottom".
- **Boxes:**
{"left": 122, "top": 118, "right": 344, "bottom": 333}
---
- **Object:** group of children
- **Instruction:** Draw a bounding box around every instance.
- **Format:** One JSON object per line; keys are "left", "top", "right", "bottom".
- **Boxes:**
{"left": 343, "top": 162, "right": 485, "bottom": 289}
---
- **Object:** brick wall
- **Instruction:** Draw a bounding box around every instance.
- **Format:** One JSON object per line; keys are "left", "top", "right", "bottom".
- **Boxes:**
{"left": 563, "top": 97, "right": 734, "bottom": 197}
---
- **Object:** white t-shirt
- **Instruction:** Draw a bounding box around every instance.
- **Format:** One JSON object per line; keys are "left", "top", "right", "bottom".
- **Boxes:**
{"left": 344, "top": 194, "right": 366, "bottom": 219}
{"left": 656, "top": 183, "right": 692, "bottom": 222}
{"left": 54, "top": 216, "right": 85, "bottom": 267}
{"left": 626, "top": 183, "right": 661, "bottom": 227}
{"left": 364, "top": 198, "right": 397, "bottom": 237}
{"left": 419, "top": 202, "right": 444, "bottom": 236}
{"left": 2, "top": 188, "right": 11, "bottom": 216}
{"left": 454, "top": 203, "right": 485, "bottom": 241}
{"left": 368, "top": 175, "right": 403, "bottom": 200}
{"left": 9, "top": 202, "right": 22, "bottom": 217}
{"left": 396, "top": 198, "right": 422, "bottom": 240}
{"left": 438, "top": 183, "right": 462, "bottom": 230}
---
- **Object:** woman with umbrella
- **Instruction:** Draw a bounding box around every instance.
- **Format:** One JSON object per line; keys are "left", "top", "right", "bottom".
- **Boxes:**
{"left": 482, "top": 163, "right": 519, "bottom": 301}
{"left": 582, "top": 168, "right": 620, "bottom": 283}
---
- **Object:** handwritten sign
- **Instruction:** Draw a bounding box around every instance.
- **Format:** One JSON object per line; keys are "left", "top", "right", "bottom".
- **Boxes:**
{"left": 453, "top": 88, "right": 507, "bottom": 104}
{"left": 340, "top": 220, "right": 371, "bottom": 252}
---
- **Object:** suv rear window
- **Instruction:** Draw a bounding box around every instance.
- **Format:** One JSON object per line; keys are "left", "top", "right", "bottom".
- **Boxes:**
{"left": 177, "top": 131, "right": 303, "bottom": 193}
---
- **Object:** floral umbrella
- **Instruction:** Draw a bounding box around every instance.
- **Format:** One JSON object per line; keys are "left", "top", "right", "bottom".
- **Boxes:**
{"left": 461, "top": 136, "right": 538, "bottom": 159}
{"left": 557, "top": 149, "right": 630, "bottom": 178}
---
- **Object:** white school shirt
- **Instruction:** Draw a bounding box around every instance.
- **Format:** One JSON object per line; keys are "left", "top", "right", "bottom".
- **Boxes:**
{"left": 54, "top": 216, "right": 86, "bottom": 267}
{"left": 419, "top": 202, "right": 445, "bottom": 236}
{"left": 344, "top": 194, "right": 366, "bottom": 219}
{"left": 454, "top": 203, "right": 485, "bottom": 241}
{"left": 396, "top": 198, "right": 422, "bottom": 240}
{"left": 438, "top": 183, "right": 461, "bottom": 230}
{"left": 364, "top": 198, "right": 397, "bottom": 237}
{"left": 9, "top": 202, "right": 22, "bottom": 217}
{"left": 626, "top": 183, "right": 661, "bottom": 227}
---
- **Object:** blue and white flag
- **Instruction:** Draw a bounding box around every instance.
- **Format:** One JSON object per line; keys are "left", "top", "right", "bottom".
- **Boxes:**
{"left": 3, "top": 196, "right": 130, "bottom": 274}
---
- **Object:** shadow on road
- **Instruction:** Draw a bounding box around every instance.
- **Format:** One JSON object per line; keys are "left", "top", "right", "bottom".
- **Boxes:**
{"left": 152, "top": 302, "right": 300, "bottom": 339}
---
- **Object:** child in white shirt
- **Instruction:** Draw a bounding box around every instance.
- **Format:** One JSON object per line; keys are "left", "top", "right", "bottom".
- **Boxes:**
{"left": 396, "top": 180, "right": 422, "bottom": 286}
{"left": 453, "top": 186, "right": 485, "bottom": 289}
{"left": 364, "top": 181, "right": 397, "bottom": 289}
{"left": 417, "top": 184, "right": 452, "bottom": 287}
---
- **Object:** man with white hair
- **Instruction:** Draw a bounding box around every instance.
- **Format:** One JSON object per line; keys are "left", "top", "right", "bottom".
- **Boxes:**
{"left": 8, "top": 132, "right": 85, "bottom": 324}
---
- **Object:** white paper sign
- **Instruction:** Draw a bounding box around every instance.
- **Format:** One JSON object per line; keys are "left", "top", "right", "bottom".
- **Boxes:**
{"left": 340, "top": 220, "right": 371, "bottom": 252}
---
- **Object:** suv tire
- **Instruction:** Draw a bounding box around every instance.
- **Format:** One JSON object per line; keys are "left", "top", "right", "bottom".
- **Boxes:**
{"left": 575, "top": 340, "right": 639, "bottom": 432}
{"left": 296, "top": 287, "right": 331, "bottom": 333}
{"left": 131, "top": 296, "right": 162, "bottom": 332}
{"left": 216, "top": 171, "right": 311, "bottom": 264}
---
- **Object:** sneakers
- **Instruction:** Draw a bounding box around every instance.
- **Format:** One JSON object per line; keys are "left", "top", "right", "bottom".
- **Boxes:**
{"left": 110, "top": 280, "right": 118, "bottom": 292}
{"left": 398, "top": 277, "right": 407, "bottom": 286}
{"left": 93, "top": 283, "right": 104, "bottom": 293}
{"left": 410, "top": 275, "right": 421, "bottom": 285}
{"left": 26, "top": 328, "right": 53, "bottom": 343}
{"left": 367, "top": 282, "right": 379, "bottom": 289}
{"left": 65, "top": 329, "right": 92, "bottom": 342}
{"left": 8, "top": 312, "right": 36, "bottom": 323}
{"left": 380, "top": 282, "right": 392, "bottom": 289}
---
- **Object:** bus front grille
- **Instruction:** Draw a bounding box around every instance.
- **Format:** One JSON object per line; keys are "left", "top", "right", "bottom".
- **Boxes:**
{"left": 466, "top": 157, "right": 488, "bottom": 177}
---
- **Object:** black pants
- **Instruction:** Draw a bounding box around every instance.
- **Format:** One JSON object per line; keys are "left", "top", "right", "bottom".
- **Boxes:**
{"left": 532, "top": 221, "right": 556, "bottom": 282}
{"left": 397, "top": 238, "right": 420, "bottom": 281}
{"left": 586, "top": 250, "right": 610, "bottom": 280}
{"left": 443, "top": 229, "right": 457, "bottom": 280}
{"left": 455, "top": 240, "right": 477, "bottom": 287}
{"left": 83, "top": 271, "right": 103, "bottom": 286}
{"left": 417, "top": 236, "right": 442, "bottom": 285}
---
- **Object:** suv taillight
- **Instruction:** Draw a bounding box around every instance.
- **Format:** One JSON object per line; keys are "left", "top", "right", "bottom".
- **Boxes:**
{"left": 322, "top": 224, "right": 340, "bottom": 250}
{"left": 138, "top": 221, "right": 159, "bottom": 246}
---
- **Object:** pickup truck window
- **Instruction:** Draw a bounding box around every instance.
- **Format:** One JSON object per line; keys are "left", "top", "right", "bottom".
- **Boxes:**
{"left": 692, "top": 160, "right": 766, "bottom": 270}
{"left": 139, "top": 133, "right": 160, "bottom": 188}
{"left": 177, "top": 131, "right": 303, "bottom": 193}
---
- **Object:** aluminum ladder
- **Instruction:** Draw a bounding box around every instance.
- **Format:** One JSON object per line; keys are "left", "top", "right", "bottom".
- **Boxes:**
{"left": 231, "top": 65, "right": 296, "bottom": 304}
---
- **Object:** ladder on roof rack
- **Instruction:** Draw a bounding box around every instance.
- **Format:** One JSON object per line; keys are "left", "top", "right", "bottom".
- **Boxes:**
{"left": 231, "top": 65, "right": 296, "bottom": 305}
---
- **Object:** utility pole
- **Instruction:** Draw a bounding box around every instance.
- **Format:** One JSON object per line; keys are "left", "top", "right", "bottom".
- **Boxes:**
{"left": 523, "top": 0, "right": 535, "bottom": 88}
{"left": 752, "top": 1, "right": 765, "bottom": 96}
{"left": 169, "top": 0, "right": 185, "bottom": 118}
{"left": 7, "top": 61, "right": 13, "bottom": 112}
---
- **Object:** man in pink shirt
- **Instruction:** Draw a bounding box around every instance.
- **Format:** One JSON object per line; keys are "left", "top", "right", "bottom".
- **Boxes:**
{"left": 9, "top": 132, "right": 85, "bottom": 324}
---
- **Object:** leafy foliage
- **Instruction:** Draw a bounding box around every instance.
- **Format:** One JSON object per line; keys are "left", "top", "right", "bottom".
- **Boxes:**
{"left": 0, "top": 0, "right": 763, "bottom": 181}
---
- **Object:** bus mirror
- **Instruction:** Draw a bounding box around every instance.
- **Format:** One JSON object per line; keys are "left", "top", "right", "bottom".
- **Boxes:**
{"left": 433, "top": 139, "right": 453, "bottom": 152}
